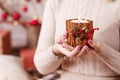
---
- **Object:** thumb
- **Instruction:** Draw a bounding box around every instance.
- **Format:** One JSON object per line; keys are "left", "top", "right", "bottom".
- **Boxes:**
{"left": 87, "top": 40, "right": 101, "bottom": 53}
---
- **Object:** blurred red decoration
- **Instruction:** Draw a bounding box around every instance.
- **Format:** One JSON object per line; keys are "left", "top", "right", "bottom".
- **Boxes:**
{"left": 22, "top": 6, "right": 28, "bottom": 12}
{"left": 29, "top": 19, "right": 40, "bottom": 25}
{"left": 20, "top": 48, "right": 36, "bottom": 71}
{"left": 1, "top": 12, "right": 8, "bottom": 20}
{"left": 13, "top": 12, "right": 21, "bottom": 20}
{"left": 36, "top": 0, "right": 41, "bottom": 3}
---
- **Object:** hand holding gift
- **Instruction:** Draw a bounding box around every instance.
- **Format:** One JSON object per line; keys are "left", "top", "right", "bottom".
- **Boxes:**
{"left": 52, "top": 18, "right": 100, "bottom": 58}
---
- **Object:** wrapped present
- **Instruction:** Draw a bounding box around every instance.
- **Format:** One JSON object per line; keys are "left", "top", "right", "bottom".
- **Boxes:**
{"left": 0, "top": 23, "right": 28, "bottom": 48}
{"left": 0, "top": 29, "right": 11, "bottom": 54}
{"left": 66, "top": 18, "right": 99, "bottom": 47}
{"left": 20, "top": 48, "right": 36, "bottom": 71}
{"left": 27, "top": 19, "right": 41, "bottom": 48}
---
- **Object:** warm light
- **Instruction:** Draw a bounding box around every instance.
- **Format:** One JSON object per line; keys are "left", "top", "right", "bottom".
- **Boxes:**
{"left": 78, "top": 18, "right": 81, "bottom": 21}
{"left": 32, "top": 16, "right": 38, "bottom": 20}
{"left": 13, "top": 21, "right": 19, "bottom": 26}
{"left": 71, "top": 19, "right": 88, "bottom": 23}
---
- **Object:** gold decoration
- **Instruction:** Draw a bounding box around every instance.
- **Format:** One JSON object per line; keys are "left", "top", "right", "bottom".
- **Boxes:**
{"left": 13, "top": 20, "right": 19, "bottom": 26}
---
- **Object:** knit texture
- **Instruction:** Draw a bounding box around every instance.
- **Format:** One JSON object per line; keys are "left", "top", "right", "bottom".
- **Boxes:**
{"left": 34, "top": 0, "right": 120, "bottom": 79}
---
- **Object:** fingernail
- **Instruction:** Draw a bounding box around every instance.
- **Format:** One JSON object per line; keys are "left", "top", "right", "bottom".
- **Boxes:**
{"left": 76, "top": 45, "right": 81, "bottom": 50}
{"left": 57, "top": 40, "right": 63, "bottom": 44}
{"left": 63, "top": 33, "right": 67, "bottom": 38}
{"left": 88, "top": 40, "right": 93, "bottom": 45}
{"left": 84, "top": 46, "right": 89, "bottom": 51}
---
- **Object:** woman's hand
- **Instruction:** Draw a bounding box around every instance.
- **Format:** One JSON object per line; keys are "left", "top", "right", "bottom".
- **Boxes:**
{"left": 52, "top": 34, "right": 89, "bottom": 58}
{"left": 87, "top": 40, "right": 102, "bottom": 53}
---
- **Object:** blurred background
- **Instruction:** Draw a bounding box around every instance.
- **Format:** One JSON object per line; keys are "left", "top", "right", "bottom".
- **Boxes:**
{"left": 0, "top": 0, "right": 48, "bottom": 80}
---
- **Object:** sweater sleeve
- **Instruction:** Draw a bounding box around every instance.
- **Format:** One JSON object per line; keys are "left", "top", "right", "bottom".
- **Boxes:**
{"left": 96, "top": 29, "right": 120, "bottom": 74}
{"left": 96, "top": 5, "right": 120, "bottom": 74}
{"left": 34, "top": 0, "right": 63, "bottom": 75}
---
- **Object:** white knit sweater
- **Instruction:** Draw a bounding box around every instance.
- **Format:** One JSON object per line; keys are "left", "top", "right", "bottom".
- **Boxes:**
{"left": 34, "top": 0, "right": 120, "bottom": 80}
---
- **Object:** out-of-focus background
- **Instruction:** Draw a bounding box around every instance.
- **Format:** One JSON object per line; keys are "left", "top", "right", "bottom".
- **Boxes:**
{"left": 0, "top": 0, "right": 48, "bottom": 80}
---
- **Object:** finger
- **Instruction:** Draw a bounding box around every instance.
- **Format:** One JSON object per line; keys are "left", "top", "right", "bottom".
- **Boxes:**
{"left": 62, "top": 42, "right": 74, "bottom": 51}
{"left": 63, "top": 33, "right": 67, "bottom": 38}
{"left": 58, "top": 45, "right": 81, "bottom": 58}
{"left": 57, "top": 39, "right": 74, "bottom": 51}
{"left": 68, "top": 46, "right": 81, "bottom": 58}
{"left": 57, "top": 40, "right": 63, "bottom": 44}
{"left": 59, "top": 36, "right": 74, "bottom": 51}
{"left": 76, "top": 46, "right": 89, "bottom": 57}
{"left": 57, "top": 44, "right": 71, "bottom": 56}
{"left": 62, "top": 33, "right": 74, "bottom": 51}
{"left": 53, "top": 40, "right": 70, "bottom": 55}
{"left": 60, "top": 33, "right": 67, "bottom": 40}
{"left": 87, "top": 40, "right": 101, "bottom": 53}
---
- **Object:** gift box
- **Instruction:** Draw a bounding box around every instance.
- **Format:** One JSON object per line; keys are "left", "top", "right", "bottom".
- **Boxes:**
{"left": 20, "top": 48, "right": 36, "bottom": 71}
{"left": 0, "top": 29, "right": 11, "bottom": 54}
{"left": 27, "top": 20, "right": 41, "bottom": 48}
{"left": 0, "top": 23, "right": 28, "bottom": 48}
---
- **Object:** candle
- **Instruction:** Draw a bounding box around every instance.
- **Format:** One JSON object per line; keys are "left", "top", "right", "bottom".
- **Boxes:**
{"left": 66, "top": 18, "right": 94, "bottom": 47}
{"left": 71, "top": 19, "right": 88, "bottom": 23}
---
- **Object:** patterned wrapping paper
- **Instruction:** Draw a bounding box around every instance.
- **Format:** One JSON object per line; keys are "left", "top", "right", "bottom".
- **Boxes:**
{"left": 66, "top": 18, "right": 94, "bottom": 47}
